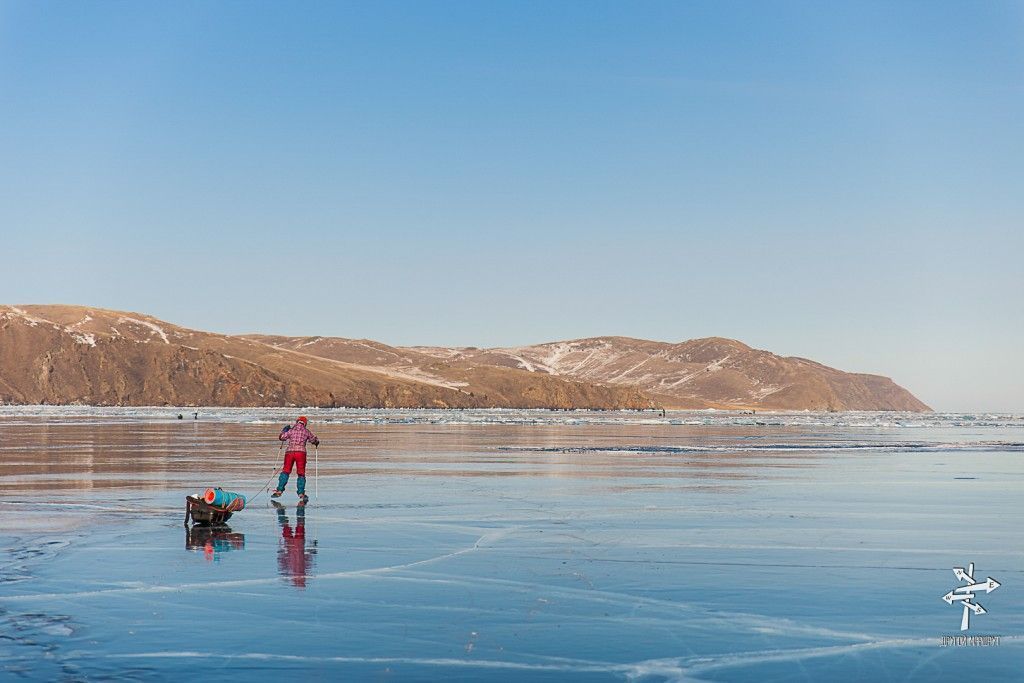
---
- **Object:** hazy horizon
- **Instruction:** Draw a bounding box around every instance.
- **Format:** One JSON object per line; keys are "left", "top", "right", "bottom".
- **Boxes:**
{"left": 2, "top": 2, "right": 1021, "bottom": 412}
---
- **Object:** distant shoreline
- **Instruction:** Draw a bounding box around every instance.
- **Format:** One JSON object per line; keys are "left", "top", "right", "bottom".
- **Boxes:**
{"left": 1, "top": 406, "right": 1018, "bottom": 421}
{"left": 0, "top": 403, "right": 919, "bottom": 413}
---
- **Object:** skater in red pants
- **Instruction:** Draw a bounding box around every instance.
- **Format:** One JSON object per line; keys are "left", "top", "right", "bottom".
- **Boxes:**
{"left": 272, "top": 416, "right": 320, "bottom": 503}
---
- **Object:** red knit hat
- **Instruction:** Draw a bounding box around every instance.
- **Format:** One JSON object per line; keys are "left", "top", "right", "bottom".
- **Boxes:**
{"left": 296, "top": 416, "right": 308, "bottom": 425}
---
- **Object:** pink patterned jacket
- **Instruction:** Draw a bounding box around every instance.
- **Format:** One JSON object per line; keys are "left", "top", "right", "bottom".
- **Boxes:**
{"left": 279, "top": 422, "right": 319, "bottom": 453}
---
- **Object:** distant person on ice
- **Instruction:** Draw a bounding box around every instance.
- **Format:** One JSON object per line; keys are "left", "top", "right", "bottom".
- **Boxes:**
{"left": 272, "top": 416, "right": 320, "bottom": 503}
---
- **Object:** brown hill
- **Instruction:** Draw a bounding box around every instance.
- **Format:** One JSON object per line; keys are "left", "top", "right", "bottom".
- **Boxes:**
{"left": 404, "top": 336, "right": 930, "bottom": 411}
{"left": 0, "top": 305, "right": 928, "bottom": 410}
{"left": 0, "top": 306, "right": 647, "bottom": 409}
{"left": 0, "top": 306, "right": 328, "bottom": 406}
{"left": 244, "top": 334, "right": 649, "bottom": 409}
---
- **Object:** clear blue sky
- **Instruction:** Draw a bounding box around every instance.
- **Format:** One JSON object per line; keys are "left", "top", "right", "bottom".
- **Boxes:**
{"left": 1, "top": 1, "right": 1021, "bottom": 411}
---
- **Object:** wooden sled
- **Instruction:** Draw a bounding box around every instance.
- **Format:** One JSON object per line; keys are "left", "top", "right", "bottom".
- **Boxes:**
{"left": 184, "top": 494, "right": 234, "bottom": 526}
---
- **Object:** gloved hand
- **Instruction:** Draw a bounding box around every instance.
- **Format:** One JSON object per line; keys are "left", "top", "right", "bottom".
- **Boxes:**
{"left": 282, "top": 425, "right": 291, "bottom": 433}
{"left": 312, "top": 438, "right": 320, "bottom": 446}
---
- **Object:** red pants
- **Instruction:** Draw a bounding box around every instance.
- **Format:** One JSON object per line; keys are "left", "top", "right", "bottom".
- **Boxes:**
{"left": 282, "top": 450, "right": 307, "bottom": 477}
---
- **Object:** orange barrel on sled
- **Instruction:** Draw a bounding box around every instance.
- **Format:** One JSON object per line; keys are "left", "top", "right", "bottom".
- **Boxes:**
{"left": 204, "top": 488, "right": 247, "bottom": 512}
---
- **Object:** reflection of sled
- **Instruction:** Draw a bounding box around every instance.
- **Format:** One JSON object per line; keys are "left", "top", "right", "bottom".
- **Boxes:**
{"left": 184, "top": 494, "right": 234, "bottom": 526}
{"left": 185, "top": 524, "right": 245, "bottom": 553}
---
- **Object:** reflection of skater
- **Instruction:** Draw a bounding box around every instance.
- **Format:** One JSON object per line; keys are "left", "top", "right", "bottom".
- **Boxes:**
{"left": 272, "top": 501, "right": 317, "bottom": 588}
{"left": 272, "top": 416, "right": 320, "bottom": 503}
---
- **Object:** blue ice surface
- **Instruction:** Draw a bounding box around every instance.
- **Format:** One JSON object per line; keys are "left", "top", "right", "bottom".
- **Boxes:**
{"left": 0, "top": 409, "right": 1022, "bottom": 681}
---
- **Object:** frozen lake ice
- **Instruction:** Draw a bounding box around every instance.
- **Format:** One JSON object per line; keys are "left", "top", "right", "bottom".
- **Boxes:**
{"left": 1, "top": 409, "right": 1022, "bottom": 681}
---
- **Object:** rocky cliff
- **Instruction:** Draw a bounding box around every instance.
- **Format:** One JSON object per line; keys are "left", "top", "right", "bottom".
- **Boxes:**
{"left": 405, "top": 336, "right": 930, "bottom": 411}
{"left": 0, "top": 306, "right": 928, "bottom": 411}
{"left": 0, "top": 306, "right": 647, "bottom": 409}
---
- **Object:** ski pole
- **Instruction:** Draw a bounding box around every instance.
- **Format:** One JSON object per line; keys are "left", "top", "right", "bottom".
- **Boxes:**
{"left": 268, "top": 442, "right": 282, "bottom": 496}
{"left": 314, "top": 443, "right": 319, "bottom": 501}
{"left": 272, "top": 441, "right": 282, "bottom": 473}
